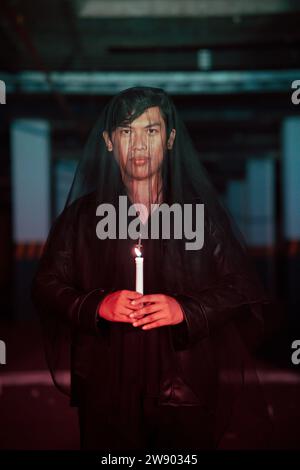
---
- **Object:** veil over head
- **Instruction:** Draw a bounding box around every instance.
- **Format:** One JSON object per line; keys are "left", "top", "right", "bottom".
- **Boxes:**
{"left": 64, "top": 86, "right": 267, "bottom": 300}
{"left": 33, "top": 86, "right": 271, "bottom": 447}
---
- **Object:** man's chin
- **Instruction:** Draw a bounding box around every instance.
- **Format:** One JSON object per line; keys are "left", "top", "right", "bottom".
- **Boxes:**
{"left": 125, "top": 169, "right": 159, "bottom": 181}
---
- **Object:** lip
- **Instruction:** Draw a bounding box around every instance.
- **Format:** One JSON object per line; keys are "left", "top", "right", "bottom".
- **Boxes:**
{"left": 132, "top": 157, "right": 149, "bottom": 165}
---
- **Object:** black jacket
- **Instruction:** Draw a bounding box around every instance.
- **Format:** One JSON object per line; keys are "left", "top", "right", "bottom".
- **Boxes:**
{"left": 31, "top": 191, "right": 269, "bottom": 442}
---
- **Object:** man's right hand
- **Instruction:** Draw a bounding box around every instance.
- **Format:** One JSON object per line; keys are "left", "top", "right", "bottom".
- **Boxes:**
{"left": 98, "top": 290, "right": 144, "bottom": 323}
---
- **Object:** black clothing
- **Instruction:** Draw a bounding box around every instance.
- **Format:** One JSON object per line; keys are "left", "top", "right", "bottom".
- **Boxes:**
{"left": 31, "top": 87, "right": 271, "bottom": 450}
{"left": 32, "top": 191, "right": 270, "bottom": 449}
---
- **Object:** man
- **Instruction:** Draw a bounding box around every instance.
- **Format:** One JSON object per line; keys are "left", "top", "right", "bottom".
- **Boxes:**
{"left": 32, "top": 87, "right": 270, "bottom": 450}
{"left": 100, "top": 105, "right": 182, "bottom": 331}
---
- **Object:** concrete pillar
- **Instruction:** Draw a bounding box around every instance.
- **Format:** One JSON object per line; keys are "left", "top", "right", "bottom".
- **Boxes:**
{"left": 246, "top": 158, "right": 275, "bottom": 248}
{"left": 10, "top": 119, "right": 51, "bottom": 319}
{"left": 282, "top": 117, "right": 300, "bottom": 241}
{"left": 282, "top": 117, "right": 300, "bottom": 330}
{"left": 11, "top": 119, "right": 51, "bottom": 243}
{"left": 226, "top": 179, "right": 247, "bottom": 239}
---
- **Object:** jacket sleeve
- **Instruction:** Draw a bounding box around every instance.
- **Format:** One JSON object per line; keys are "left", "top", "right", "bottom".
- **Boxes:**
{"left": 170, "top": 217, "right": 269, "bottom": 351}
{"left": 31, "top": 207, "right": 112, "bottom": 336}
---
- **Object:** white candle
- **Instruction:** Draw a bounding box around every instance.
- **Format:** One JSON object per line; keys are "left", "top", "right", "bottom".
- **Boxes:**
{"left": 134, "top": 235, "right": 143, "bottom": 294}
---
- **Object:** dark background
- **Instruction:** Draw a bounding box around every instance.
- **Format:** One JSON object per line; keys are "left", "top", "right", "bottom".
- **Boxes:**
{"left": 0, "top": 0, "right": 300, "bottom": 450}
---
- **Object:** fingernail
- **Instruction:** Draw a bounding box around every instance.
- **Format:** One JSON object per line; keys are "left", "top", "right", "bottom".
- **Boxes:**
{"left": 129, "top": 313, "right": 134, "bottom": 318}
{"left": 131, "top": 300, "right": 136, "bottom": 305}
{"left": 133, "top": 322, "right": 138, "bottom": 327}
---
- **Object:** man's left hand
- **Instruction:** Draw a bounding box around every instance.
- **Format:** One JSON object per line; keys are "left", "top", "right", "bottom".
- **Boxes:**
{"left": 129, "top": 294, "right": 184, "bottom": 330}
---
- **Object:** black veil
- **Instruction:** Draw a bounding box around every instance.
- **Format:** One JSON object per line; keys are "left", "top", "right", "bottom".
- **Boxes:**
{"left": 65, "top": 86, "right": 267, "bottom": 298}
{"left": 32, "top": 87, "right": 271, "bottom": 448}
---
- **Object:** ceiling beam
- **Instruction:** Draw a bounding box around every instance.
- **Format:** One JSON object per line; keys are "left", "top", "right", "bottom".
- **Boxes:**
{"left": 77, "top": 0, "right": 300, "bottom": 18}
{"left": 2, "top": 69, "right": 300, "bottom": 94}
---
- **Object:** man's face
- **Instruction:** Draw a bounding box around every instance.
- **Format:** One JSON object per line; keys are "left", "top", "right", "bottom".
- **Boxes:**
{"left": 104, "top": 106, "right": 175, "bottom": 181}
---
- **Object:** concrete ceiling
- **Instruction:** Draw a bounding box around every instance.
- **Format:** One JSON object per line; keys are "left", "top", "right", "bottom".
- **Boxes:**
{"left": 0, "top": 0, "right": 297, "bottom": 182}
{"left": 0, "top": 0, "right": 300, "bottom": 72}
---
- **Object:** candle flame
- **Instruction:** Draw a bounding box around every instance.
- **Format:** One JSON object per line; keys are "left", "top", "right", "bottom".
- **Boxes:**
{"left": 135, "top": 247, "right": 142, "bottom": 257}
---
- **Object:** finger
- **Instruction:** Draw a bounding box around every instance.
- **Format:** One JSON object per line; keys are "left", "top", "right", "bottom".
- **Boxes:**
{"left": 129, "top": 311, "right": 146, "bottom": 319}
{"left": 142, "top": 319, "right": 167, "bottom": 330}
{"left": 119, "top": 307, "right": 135, "bottom": 316}
{"left": 130, "top": 303, "right": 163, "bottom": 318}
{"left": 132, "top": 311, "right": 164, "bottom": 327}
{"left": 114, "top": 311, "right": 136, "bottom": 323}
{"left": 127, "top": 301, "right": 145, "bottom": 310}
{"left": 136, "top": 294, "right": 163, "bottom": 304}
{"left": 123, "top": 290, "right": 144, "bottom": 300}
{"left": 129, "top": 298, "right": 160, "bottom": 309}
{"left": 128, "top": 299, "right": 153, "bottom": 309}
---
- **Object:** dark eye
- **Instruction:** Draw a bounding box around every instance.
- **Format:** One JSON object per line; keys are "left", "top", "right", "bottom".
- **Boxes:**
{"left": 147, "top": 128, "right": 158, "bottom": 135}
{"left": 121, "top": 128, "right": 131, "bottom": 135}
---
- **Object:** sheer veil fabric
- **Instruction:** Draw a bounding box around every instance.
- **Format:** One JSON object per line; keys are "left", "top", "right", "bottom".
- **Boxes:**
{"left": 32, "top": 87, "right": 272, "bottom": 447}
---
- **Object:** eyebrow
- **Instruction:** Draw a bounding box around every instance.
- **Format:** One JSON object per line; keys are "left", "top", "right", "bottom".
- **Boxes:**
{"left": 119, "top": 122, "right": 161, "bottom": 129}
{"left": 145, "top": 122, "right": 161, "bottom": 128}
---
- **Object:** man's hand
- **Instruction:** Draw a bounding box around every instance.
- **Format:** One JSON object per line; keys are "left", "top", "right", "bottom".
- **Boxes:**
{"left": 98, "top": 290, "right": 143, "bottom": 323}
{"left": 128, "top": 294, "right": 184, "bottom": 330}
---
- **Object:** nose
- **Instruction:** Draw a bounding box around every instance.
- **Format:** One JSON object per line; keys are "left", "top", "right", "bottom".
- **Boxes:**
{"left": 132, "top": 131, "right": 147, "bottom": 150}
